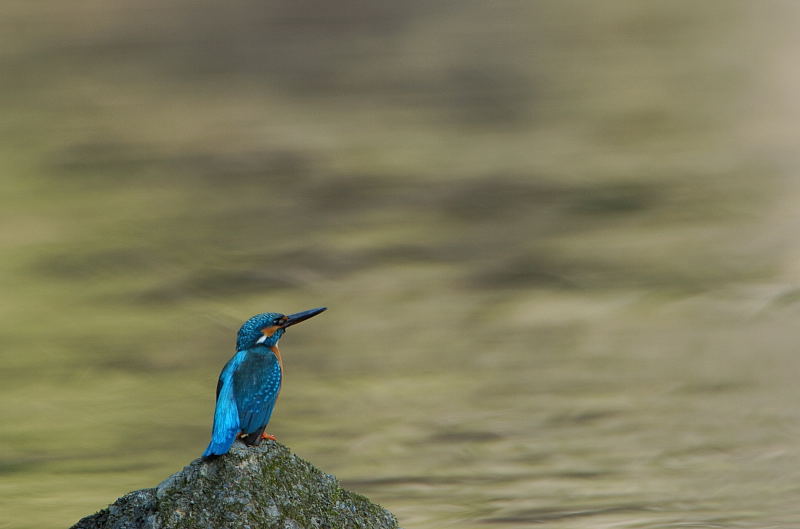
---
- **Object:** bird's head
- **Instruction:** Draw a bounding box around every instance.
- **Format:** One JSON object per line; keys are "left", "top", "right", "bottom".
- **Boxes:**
{"left": 236, "top": 307, "right": 327, "bottom": 350}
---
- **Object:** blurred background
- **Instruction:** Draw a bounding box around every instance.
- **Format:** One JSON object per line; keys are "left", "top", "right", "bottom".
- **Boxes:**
{"left": 2, "top": 1, "right": 800, "bottom": 528}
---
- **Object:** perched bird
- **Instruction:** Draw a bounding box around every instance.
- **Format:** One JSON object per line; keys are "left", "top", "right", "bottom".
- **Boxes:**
{"left": 202, "top": 307, "right": 326, "bottom": 458}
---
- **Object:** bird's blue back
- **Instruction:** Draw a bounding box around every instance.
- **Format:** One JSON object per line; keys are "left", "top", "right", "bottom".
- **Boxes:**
{"left": 202, "top": 344, "right": 282, "bottom": 458}
{"left": 232, "top": 345, "right": 282, "bottom": 433}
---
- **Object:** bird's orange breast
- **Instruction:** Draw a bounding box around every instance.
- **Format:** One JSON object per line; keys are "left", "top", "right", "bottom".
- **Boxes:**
{"left": 269, "top": 345, "right": 283, "bottom": 372}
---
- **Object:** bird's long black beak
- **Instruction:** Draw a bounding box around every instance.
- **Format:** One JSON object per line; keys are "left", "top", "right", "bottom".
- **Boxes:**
{"left": 282, "top": 307, "right": 327, "bottom": 328}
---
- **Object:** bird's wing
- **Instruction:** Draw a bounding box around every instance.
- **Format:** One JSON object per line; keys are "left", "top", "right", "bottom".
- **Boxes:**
{"left": 232, "top": 346, "right": 282, "bottom": 435}
{"left": 202, "top": 353, "right": 244, "bottom": 458}
{"left": 216, "top": 372, "right": 224, "bottom": 400}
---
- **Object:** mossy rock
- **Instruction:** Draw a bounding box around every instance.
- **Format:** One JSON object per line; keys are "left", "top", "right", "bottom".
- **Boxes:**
{"left": 71, "top": 441, "right": 399, "bottom": 529}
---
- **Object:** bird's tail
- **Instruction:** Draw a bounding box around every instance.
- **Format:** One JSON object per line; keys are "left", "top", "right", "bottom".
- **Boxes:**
{"left": 202, "top": 382, "right": 240, "bottom": 459}
{"left": 202, "top": 432, "right": 238, "bottom": 459}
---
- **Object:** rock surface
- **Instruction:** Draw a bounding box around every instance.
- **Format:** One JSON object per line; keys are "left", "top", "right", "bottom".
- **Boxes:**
{"left": 70, "top": 441, "right": 399, "bottom": 529}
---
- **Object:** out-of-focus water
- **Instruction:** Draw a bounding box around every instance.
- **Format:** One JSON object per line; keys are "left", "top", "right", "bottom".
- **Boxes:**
{"left": 2, "top": 2, "right": 800, "bottom": 528}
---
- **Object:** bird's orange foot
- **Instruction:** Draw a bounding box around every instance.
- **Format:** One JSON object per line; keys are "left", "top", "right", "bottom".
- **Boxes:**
{"left": 261, "top": 433, "right": 277, "bottom": 441}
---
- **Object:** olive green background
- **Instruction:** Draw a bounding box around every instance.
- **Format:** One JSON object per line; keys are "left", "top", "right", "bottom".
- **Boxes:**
{"left": 2, "top": 2, "right": 800, "bottom": 528}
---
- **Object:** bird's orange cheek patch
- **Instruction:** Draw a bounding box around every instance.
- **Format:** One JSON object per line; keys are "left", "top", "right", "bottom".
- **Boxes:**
{"left": 261, "top": 325, "right": 280, "bottom": 338}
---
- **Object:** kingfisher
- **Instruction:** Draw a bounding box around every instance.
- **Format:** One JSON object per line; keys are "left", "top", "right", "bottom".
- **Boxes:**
{"left": 202, "top": 307, "right": 327, "bottom": 458}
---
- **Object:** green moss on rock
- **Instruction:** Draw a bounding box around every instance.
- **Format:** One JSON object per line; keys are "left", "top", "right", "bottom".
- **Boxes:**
{"left": 71, "top": 442, "right": 399, "bottom": 529}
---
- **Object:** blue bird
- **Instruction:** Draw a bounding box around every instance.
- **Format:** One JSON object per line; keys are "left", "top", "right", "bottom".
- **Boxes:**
{"left": 202, "top": 307, "right": 326, "bottom": 458}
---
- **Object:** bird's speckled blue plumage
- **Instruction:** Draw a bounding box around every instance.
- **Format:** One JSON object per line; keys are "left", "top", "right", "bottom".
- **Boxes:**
{"left": 202, "top": 308, "right": 325, "bottom": 458}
